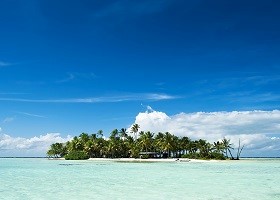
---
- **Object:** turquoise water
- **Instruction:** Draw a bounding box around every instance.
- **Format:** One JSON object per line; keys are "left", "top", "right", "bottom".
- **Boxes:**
{"left": 0, "top": 158, "right": 280, "bottom": 200}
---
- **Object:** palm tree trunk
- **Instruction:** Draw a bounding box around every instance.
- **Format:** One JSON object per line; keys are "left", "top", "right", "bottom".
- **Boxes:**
{"left": 228, "top": 149, "right": 234, "bottom": 160}
{"left": 237, "top": 140, "right": 245, "bottom": 160}
{"left": 225, "top": 150, "right": 228, "bottom": 158}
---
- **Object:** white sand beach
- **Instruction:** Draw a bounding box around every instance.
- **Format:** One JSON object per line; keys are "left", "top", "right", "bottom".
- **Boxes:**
{"left": 87, "top": 158, "right": 220, "bottom": 163}
{"left": 48, "top": 157, "right": 223, "bottom": 162}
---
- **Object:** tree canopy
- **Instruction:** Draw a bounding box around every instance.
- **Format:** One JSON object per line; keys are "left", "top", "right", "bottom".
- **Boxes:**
{"left": 47, "top": 124, "right": 242, "bottom": 160}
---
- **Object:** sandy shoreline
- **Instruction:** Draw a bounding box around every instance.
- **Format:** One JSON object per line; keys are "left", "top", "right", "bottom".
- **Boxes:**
{"left": 87, "top": 158, "right": 221, "bottom": 163}
{"left": 48, "top": 157, "right": 223, "bottom": 162}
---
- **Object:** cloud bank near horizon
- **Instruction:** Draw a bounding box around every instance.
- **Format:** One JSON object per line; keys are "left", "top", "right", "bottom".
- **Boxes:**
{"left": 134, "top": 109, "right": 280, "bottom": 157}
{"left": 1, "top": 109, "right": 280, "bottom": 157}
{"left": 0, "top": 133, "right": 71, "bottom": 157}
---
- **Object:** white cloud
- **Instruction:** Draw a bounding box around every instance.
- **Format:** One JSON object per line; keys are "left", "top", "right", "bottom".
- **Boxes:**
{"left": 0, "top": 93, "right": 179, "bottom": 103}
{"left": 15, "top": 111, "right": 46, "bottom": 118}
{"left": 133, "top": 109, "right": 280, "bottom": 157}
{"left": 145, "top": 93, "right": 179, "bottom": 100}
{"left": 0, "top": 133, "right": 72, "bottom": 157}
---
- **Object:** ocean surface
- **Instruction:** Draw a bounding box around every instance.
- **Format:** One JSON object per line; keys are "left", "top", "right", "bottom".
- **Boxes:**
{"left": 0, "top": 158, "right": 280, "bottom": 200}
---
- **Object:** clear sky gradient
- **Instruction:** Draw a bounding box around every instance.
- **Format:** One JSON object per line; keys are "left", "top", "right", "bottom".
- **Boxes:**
{"left": 0, "top": 0, "right": 279, "bottom": 156}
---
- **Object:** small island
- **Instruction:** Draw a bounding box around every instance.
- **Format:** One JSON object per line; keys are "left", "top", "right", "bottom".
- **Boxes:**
{"left": 47, "top": 124, "right": 244, "bottom": 161}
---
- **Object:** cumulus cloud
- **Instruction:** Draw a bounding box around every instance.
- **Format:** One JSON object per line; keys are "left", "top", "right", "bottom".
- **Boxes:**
{"left": 133, "top": 108, "right": 280, "bottom": 156}
{"left": 0, "top": 133, "right": 72, "bottom": 157}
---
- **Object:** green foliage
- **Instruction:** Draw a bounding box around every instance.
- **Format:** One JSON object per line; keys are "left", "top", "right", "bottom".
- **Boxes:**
{"left": 64, "top": 151, "right": 90, "bottom": 160}
{"left": 140, "top": 154, "right": 149, "bottom": 159}
{"left": 130, "top": 124, "right": 140, "bottom": 140}
{"left": 47, "top": 143, "right": 66, "bottom": 158}
{"left": 130, "top": 144, "right": 140, "bottom": 158}
{"left": 182, "top": 153, "right": 199, "bottom": 159}
{"left": 181, "top": 152, "right": 226, "bottom": 160}
{"left": 210, "top": 152, "right": 226, "bottom": 160}
{"left": 47, "top": 129, "right": 241, "bottom": 160}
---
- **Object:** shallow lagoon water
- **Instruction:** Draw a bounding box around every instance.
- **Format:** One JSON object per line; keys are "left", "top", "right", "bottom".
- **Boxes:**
{"left": 0, "top": 158, "right": 280, "bottom": 200}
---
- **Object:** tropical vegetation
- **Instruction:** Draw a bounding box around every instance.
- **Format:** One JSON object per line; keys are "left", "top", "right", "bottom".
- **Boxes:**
{"left": 47, "top": 124, "right": 241, "bottom": 160}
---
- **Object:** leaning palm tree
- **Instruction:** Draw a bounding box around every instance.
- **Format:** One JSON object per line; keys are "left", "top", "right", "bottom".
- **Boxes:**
{"left": 47, "top": 143, "right": 65, "bottom": 158}
{"left": 221, "top": 138, "right": 234, "bottom": 159}
{"left": 236, "top": 139, "right": 245, "bottom": 160}
{"left": 130, "top": 123, "right": 140, "bottom": 141}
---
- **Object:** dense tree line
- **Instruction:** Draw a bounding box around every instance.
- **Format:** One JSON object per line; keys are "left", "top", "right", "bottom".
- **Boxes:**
{"left": 47, "top": 124, "right": 238, "bottom": 160}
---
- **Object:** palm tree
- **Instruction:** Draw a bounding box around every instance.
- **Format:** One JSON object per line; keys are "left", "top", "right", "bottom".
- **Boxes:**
{"left": 162, "top": 132, "right": 175, "bottom": 158}
{"left": 138, "top": 131, "right": 145, "bottom": 137}
{"left": 99, "top": 139, "right": 108, "bottom": 158}
{"left": 123, "top": 135, "right": 134, "bottom": 157}
{"left": 129, "top": 143, "right": 140, "bottom": 158}
{"left": 221, "top": 138, "right": 234, "bottom": 159}
{"left": 84, "top": 140, "right": 98, "bottom": 158}
{"left": 138, "top": 131, "right": 154, "bottom": 153}
{"left": 110, "top": 129, "right": 119, "bottom": 140}
{"left": 90, "top": 133, "right": 97, "bottom": 140}
{"left": 47, "top": 143, "right": 65, "bottom": 158}
{"left": 119, "top": 128, "right": 128, "bottom": 139}
{"left": 130, "top": 123, "right": 140, "bottom": 141}
{"left": 68, "top": 136, "right": 84, "bottom": 151}
{"left": 213, "top": 141, "right": 224, "bottom": 154}
{"left": 180, "top": 136, "right": 191, "bottom": 155}
{"left": 97, "top": 130, "right": 103, "bottom": 138}
{"left": 108, "top": 129, "right": 122, "bottom": 158}
{"left": 48, "top": 127, "right": 243, "bottom": 160}
{"left": 79, "top": 133, "right": 89, "bottom": 142}
{"left": 154, "top": 132, "right": 164, "bottom": 157}
{"left": 197, "top": 139, "right": 213, "bottom": 158}
{"left": 237, "top": 139, "right": 245, "bottom": 160}
{"left": 106, "top": 139, "right": 119, "bottom": 158}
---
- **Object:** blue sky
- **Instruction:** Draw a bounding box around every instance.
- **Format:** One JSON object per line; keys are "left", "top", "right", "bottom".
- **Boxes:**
{"left": 0, "top": 0, "right": 280, "bottom": 156}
